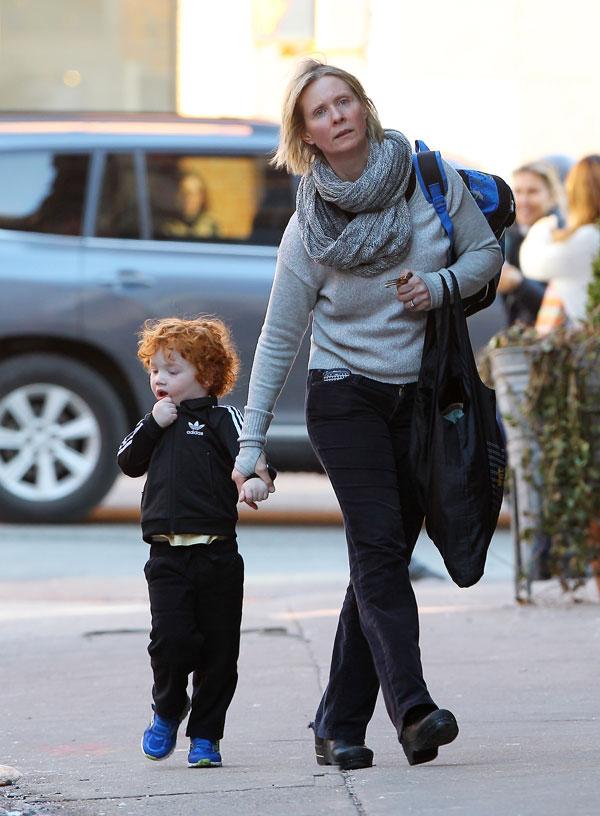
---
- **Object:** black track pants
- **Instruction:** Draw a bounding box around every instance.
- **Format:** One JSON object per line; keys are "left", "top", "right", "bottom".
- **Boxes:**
{"left": 144, "top": 538, "right": 243, "bottom": 741}
{"left": 306, "top": 371, "right": 437, "bottom": 742}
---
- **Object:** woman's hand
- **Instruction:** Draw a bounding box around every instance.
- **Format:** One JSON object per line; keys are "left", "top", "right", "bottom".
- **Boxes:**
{"left": 393, "top": 271, "right": 432, "bottom": 312}
{"left": 232, "top": 452, "right": 275, "bottom": 510}
{"left": 497, "top": 262, "right": 523, "bottom": 295}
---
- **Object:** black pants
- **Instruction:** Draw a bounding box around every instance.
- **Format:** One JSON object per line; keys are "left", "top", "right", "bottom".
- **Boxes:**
{"left": 306, "top": 371, "right": 437, "bottom": 743}
{"left": 144, "top": 538, "right": 244, "bottom": 741}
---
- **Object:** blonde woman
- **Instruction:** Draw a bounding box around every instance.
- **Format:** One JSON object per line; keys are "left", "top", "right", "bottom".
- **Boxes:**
{"left": 499, "top": 161, "right": 564, "bottom": 325}
{"left": 232, "top": 59, "right": 502, "bottom": 769}
{"left": 519, "top": 155, "right": 600, "bottom": 334}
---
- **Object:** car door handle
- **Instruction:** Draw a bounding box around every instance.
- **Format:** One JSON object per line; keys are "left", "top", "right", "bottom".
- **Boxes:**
{"left": 116, "top": 269, "right": 153, "bottom": 288}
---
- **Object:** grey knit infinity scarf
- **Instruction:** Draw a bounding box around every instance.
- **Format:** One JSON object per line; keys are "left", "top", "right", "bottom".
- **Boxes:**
{"left": 296, "top": 129, "right": 413, "bottom": 277}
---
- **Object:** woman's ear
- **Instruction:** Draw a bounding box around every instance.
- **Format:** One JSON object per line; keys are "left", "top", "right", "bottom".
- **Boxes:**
{"left": 302, "top": 131, "right": 315, "bottom": 146}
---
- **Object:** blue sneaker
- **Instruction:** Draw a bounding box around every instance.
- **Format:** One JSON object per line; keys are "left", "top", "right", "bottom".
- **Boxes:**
{"left": 141, "top": 698, "right": 191, "bottom": 761}
{"left": 188, "top": 738, "right": 222, "bottom": 767}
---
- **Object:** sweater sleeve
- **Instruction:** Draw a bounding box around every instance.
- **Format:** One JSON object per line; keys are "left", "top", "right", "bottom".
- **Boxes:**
{"left": 216, "top": 405, "right": 277, "bottom": 481}
{"left": 422, "top": 161, "right": 504, "bottom": 309}
{"left": 117, "top": 413, "right": 164, "bottom": 477}
{"left": 234, "top": 247, "right": 319, "bottom": 476}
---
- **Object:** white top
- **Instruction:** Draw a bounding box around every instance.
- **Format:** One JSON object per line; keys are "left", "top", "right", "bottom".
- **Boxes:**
{"left": 519, "top": 215, "right": 600, "bottom": 324}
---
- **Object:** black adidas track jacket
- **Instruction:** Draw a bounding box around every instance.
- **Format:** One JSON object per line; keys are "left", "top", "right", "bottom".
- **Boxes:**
{"left": 117, "top": 396, "right": 271, "bottom": 543}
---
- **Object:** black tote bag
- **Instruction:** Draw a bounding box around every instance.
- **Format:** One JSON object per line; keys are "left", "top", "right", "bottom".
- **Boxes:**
{"left": 409, "top": 272, "right": 506, "bottom": 587}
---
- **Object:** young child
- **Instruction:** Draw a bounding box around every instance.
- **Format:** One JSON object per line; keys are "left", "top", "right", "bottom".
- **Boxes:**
{"left": 117, "top": 316, "right": 274, "bottom": 768}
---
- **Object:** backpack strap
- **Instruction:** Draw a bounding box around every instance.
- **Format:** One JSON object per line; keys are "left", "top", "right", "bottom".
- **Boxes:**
{"left": 413, "top": 142, "right": 454, "bottom": 262}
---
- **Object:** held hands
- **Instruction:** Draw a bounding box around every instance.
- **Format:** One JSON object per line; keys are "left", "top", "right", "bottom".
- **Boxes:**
{"left": 387, "top": 271, "right": 432, "bottom": 312}
{"left": 240, "top": 477, "right": 270, "bottom": 510}
{"left": 232, "top": 451, "right": 276, "bottom": 511}
{"left": 152, "top": 396, "right": 177, "bottom": 428}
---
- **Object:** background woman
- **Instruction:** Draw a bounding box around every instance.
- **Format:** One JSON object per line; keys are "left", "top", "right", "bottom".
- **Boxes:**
{"left": 499, "top": 161, "right": 564, "bottom": 325}
{"left": 520, "top": 154, "right": 600, "bottom": 334}
{"left": 232, "top": 59, "right": 502, "bottom": 770}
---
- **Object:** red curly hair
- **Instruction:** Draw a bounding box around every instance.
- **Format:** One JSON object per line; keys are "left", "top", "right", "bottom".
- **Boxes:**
{"left": 137, "top": 316, "right": 240, "bottom": 397}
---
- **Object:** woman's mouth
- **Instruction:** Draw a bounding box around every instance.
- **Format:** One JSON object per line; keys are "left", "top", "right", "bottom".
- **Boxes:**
{"left": 334, "top": 129, "right": 353, "bottom": 140}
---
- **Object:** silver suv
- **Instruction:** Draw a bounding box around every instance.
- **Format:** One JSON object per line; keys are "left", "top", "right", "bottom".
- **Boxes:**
{"left": 0, "top": 114, "right": 317, "bottom": 523}
{"left": 0, "top": 114, "right": 505, "bottom": 523}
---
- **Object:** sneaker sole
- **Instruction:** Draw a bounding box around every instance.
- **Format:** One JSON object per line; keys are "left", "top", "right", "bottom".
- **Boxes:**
{"left": 141, "top": 741, "right": 176, "bottom": 761}
{"left": 188, "top": 759, "right": 222, "bottom": 768}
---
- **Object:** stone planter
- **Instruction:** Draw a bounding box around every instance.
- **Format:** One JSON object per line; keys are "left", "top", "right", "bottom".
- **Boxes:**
{"left": 489, "top": 345, "right": 543, "bottom": 601}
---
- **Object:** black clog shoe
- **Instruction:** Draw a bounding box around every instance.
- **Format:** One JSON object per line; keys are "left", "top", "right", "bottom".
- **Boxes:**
{"left": 400, "top": 708, "right": 459, "bottom": 766}
{"left": 310, "top": 723, "right": 373, "bottom": 770}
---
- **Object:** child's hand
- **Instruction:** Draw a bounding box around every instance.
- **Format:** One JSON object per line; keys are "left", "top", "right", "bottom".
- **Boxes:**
{"left": 152, "top": 396, "right": 177, "bottom": 428}
{"left": 239, "top": 476, "right": 270, "bottom": 510}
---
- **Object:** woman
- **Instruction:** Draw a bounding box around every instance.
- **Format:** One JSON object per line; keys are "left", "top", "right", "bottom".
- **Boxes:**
{"left": 519, "top": 155, "right": 600, "bottom": 334}
{"left": 499, "top": 161, "right": 564, "bottom": 325}
{"left": 232, "top": 59, "right": 502, "bottom": 769}
{"left": 160, "top": 171, "right": 220, "bottom": 240}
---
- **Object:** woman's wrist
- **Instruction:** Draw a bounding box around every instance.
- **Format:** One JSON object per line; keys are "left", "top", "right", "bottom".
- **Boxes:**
{"left": 234, "top": 445, "right": 264, "bottom": 478}
{"left": 238, "top": 406, "right": 274, "bottom": 447}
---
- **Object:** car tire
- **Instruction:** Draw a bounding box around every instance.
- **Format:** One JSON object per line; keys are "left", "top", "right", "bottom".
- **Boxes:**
{"left": 0, "top": 354, "right": 128, "bottom": 523}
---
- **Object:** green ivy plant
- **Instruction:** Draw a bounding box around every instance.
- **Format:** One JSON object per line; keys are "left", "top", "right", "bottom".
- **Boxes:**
{"left": 523, "top": 244, "right": 600, "bottom": 589}
{"left": 525, "top": 324, "right": 599, "bottom": 587}
{"left": 482, "top": 240, "right": 600, "bottom": 592}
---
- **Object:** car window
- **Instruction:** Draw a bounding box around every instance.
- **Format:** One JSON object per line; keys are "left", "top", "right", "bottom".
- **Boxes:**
{"left": 0, "top": 151, "right": 89, "bottom": 236}
{"left": 145, "top": 154, "right": 294, "bottom": 246}
{"left": 95, "top": 154, "right": 140, "bottom": 239}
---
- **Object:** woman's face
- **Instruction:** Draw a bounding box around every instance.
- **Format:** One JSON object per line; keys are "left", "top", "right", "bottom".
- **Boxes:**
{"left": 513, "top": 170, "right": 554, "bottom": 227}
{"left": 179, "top": 175, "right": 206, "bottom": 220}
{"left": 299, "top": 75, "right": 368, "bottom": 166}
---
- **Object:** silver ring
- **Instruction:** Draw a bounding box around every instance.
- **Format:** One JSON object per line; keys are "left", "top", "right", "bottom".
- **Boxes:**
{"left": 409, "top": 299, "right": 415, "bottom": 309}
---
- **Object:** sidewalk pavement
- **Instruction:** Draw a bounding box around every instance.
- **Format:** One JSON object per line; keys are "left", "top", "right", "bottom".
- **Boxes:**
{"left": 91, "top": 473, "right": 512, "bottom": 528}
{"left": 2, "top": 564, "right": 599, "bottom": 815}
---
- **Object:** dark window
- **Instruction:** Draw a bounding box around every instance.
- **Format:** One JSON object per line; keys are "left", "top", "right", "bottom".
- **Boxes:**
{"left": 145, "top": 154, "right": 294, "bottom": 246}
{"left": 95, "top": 154, "right": 140, "bottom": 239}
{"left": 0, "top": 152, "right": 89, "bottom": 236}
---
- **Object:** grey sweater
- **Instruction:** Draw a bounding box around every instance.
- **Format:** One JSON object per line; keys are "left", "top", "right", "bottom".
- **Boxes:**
{"left": 235, "top": 160, "right": 502, "bottom": 476}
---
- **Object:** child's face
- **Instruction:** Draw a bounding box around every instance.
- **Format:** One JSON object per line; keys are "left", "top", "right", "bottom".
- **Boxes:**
{"left": 149, "top": 347, "right": 207, "bottom": 406}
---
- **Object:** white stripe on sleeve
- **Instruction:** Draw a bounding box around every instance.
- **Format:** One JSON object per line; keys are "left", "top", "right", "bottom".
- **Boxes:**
{"left": 117, "top": 418, "right": 145, "bottom": 456}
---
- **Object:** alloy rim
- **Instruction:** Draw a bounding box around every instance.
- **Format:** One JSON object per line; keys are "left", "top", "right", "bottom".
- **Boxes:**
{"left": 0, "top": 383, "right": 101, "bottom": 501}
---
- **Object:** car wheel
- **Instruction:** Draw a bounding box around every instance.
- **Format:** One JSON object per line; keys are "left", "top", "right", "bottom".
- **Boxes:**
{"left": 0, "top": 354, "right": 128, "bottom": 522}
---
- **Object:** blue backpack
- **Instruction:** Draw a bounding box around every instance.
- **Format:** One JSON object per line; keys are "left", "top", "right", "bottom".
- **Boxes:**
{"left": 412, "top": 140, "right": 516, "bottom": 317}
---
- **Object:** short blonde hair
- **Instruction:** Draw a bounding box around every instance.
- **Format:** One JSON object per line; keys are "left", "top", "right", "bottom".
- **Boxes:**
{"left": 272, "top": 57, "right": 384, "bottom": 176}
{"left": 137, "top": 316, "right": 239, "bottom": 397}
{"left": 513, "top": 161, "right": 563, "bottom": 209}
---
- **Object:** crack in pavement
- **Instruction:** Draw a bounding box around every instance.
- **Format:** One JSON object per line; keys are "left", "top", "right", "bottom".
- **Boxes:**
{"left": 34, "top": 780, "right": 328, "bottom": 804}
{"left": 286, "top": 604, "right": 369, "bottom": 816}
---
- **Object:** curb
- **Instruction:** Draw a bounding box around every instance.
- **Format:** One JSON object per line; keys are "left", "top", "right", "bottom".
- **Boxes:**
{"left": 87, "top": 506, "right": 512, "bottom": 529}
